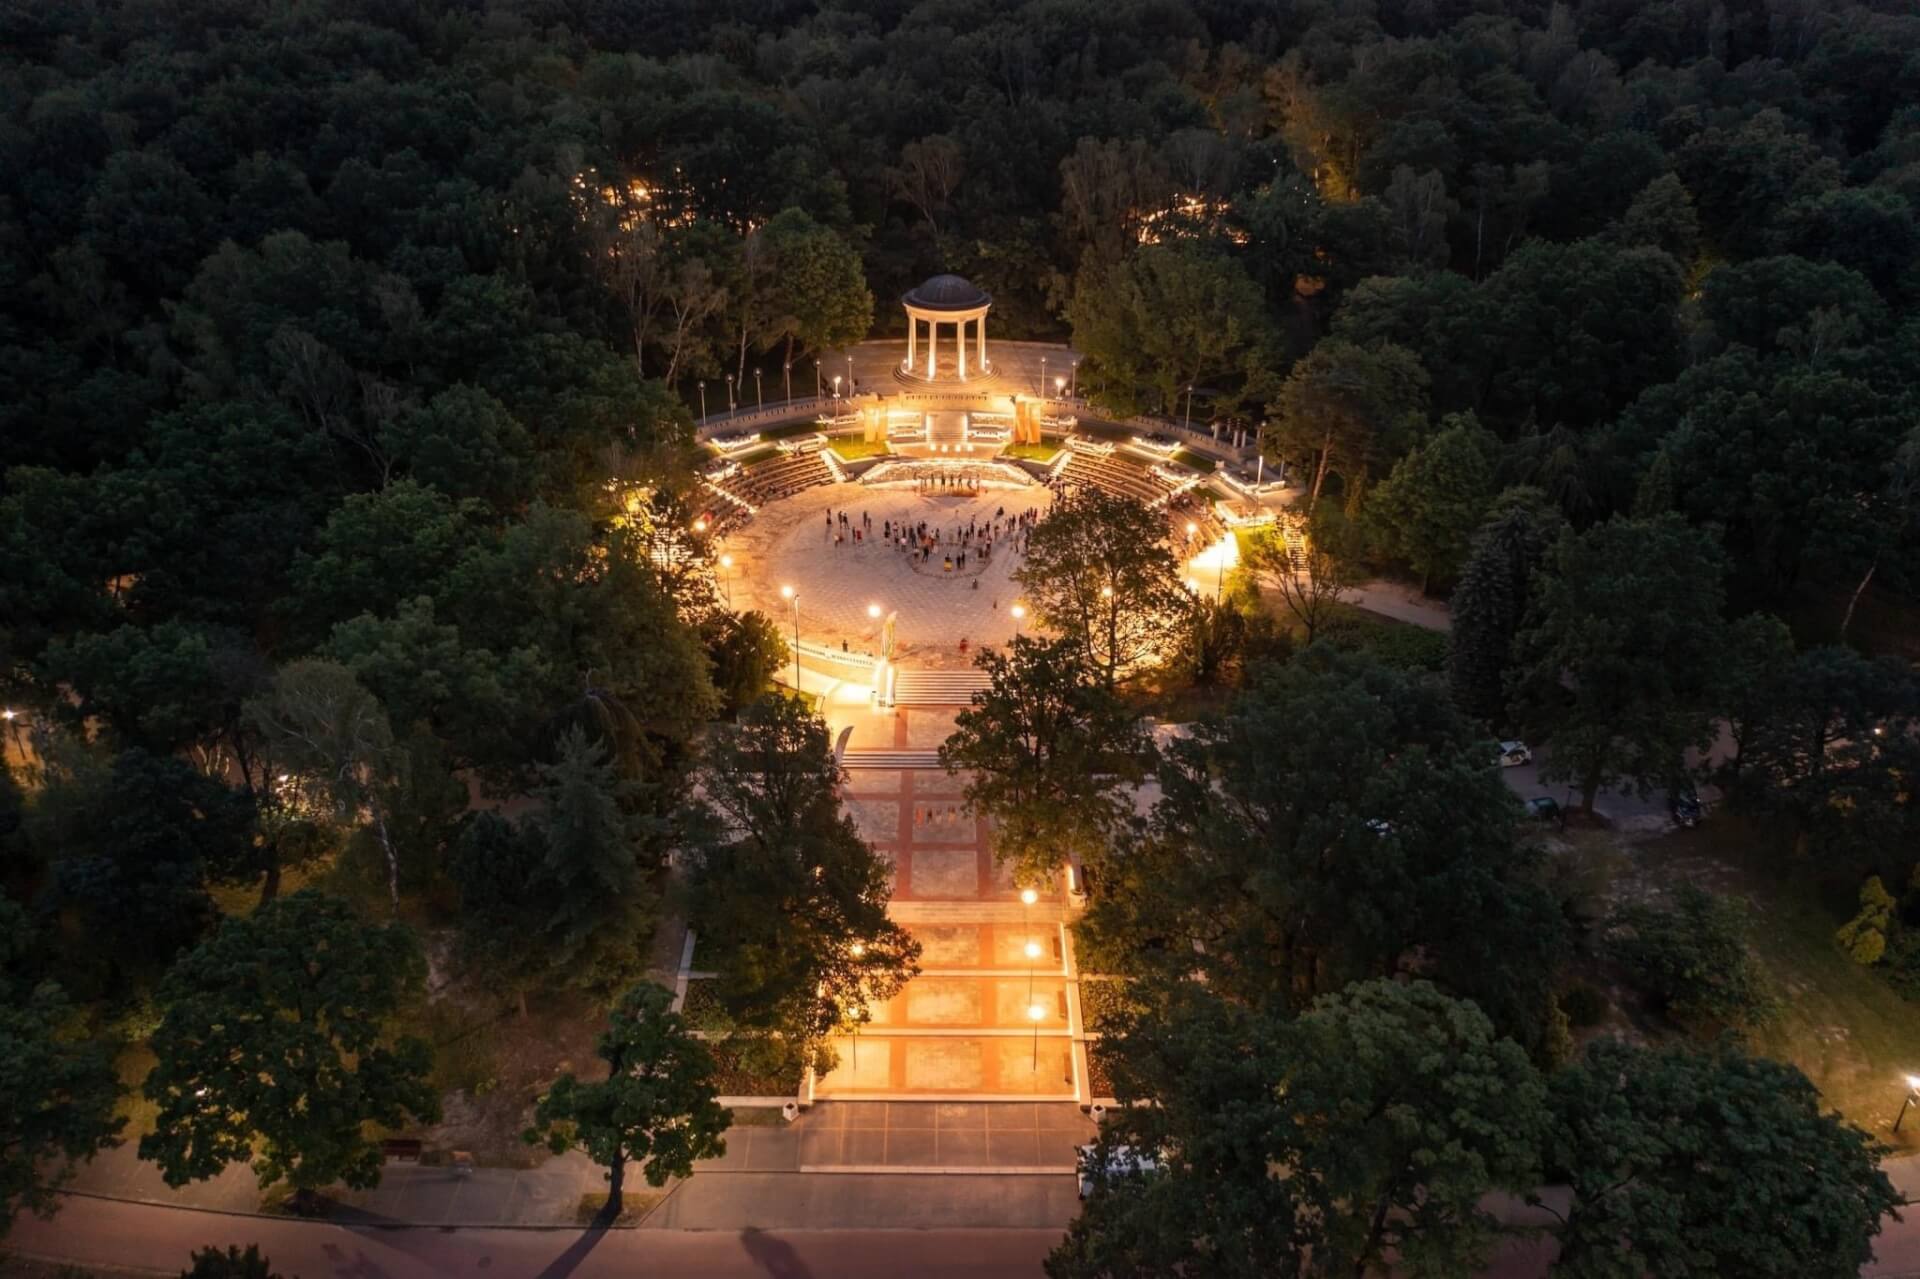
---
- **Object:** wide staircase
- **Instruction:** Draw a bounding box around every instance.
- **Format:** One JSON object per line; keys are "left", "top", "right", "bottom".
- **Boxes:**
{"left": 892, "top": 668, "right": 992, "bottom": 706}
{"left": 925, "top": 411, "right": 968, "bottom": 450}
{"left": 842, "top": 747, "right": 944, "bottom": 769}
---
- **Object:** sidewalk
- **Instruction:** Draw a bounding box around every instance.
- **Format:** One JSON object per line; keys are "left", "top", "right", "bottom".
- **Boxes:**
{"left": 65, "top": 1138, "right": 606, "bottom": 1225}
{"left": 57, "top": 1101, "right": 1090, "bottom": 1227}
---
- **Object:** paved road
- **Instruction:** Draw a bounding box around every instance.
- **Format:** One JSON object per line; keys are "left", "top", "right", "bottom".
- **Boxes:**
{"left": 14, "top": 1189, "right": 1920, "bottom": 1279}
{"left": 6, "top": 1196, "right": 1062, "bottom": 1277}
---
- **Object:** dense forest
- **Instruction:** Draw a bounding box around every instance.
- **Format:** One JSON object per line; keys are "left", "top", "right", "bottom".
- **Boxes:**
{"left": 5, "top": 0, "right": 1920, "bottom": 1270}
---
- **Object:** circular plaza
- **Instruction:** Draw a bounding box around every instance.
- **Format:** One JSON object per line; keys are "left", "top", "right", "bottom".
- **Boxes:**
{"left": 696, "top": 275, "right": 1281, "bottom": 684}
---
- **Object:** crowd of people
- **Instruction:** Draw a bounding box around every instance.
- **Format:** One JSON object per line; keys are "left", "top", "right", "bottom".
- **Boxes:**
{"left": 824, "top": 502, "right": 1040, "bottom": 575}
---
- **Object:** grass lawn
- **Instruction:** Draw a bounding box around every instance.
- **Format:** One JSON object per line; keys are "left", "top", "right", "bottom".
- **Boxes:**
{"left": 1633, "top": 820, "right": 1920, "bottom": 1145}
{"left": 1078, "top": 419, "right": 1131, "bottom": 441}
{"left": 828, "top": 437, "right": 890, "bottom": 460}
{"left": 734, "top": 445, "right": 779, "bottom": 467}
{"left": 1170, "top": 448, "right": 1215, "bottom": 473}
{"left": 1234, "top": 524, "right": 1279, "bottom": 562}
{"left": 1001, "top": 440, "right": 1061, "bottom": 462}
{"left": 761, "top": 419, "right": 824, "bottom": 440}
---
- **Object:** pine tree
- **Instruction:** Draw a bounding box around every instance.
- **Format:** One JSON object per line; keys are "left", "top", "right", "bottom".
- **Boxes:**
{"left": 1446, "top": 487, "right": 1563, "bottom": 724}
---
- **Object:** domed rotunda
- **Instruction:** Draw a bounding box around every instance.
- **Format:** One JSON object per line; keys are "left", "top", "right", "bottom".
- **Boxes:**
{"left": 900, "top": 273, "right": 992, "bottom": 382}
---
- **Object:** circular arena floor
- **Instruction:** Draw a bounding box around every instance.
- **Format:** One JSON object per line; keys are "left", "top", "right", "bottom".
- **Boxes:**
{"left": 722, "top": 479, "right": 1055, "bottom": 663}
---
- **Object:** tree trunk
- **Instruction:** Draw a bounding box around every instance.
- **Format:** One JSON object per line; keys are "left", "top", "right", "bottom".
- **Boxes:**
{"left": 603, "top": 1148, "right": 626, "bottom": 1223}
{"left": 371, "top": 807, "right": 399, "bottom": 908}
{"left": 1839, "top": 558, "right": 1876, "bottom": 642}
{"left": 518, "top": 988, "right": 529, "bottom": 1020}
{"left": 1357, "top": 1193, "right": 1395, "bottom": 1279}
{"left": 1310, "top": 430, "right": 1334, "bottom": 510}
{"left": 1580, "top": 761, "right": 1603, "bottom": 815}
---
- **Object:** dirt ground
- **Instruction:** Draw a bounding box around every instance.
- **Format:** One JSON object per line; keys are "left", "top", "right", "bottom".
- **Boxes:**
{"left": 413, "top": 903, "right": 690, "bottom": 1166}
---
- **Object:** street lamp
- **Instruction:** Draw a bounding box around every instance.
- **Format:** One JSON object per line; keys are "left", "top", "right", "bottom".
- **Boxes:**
{"left": 1055, "top": 375, "right": 1065, "bottom": 399}
{"left": 833, "top": 373, "right": 842, "bottom": 406}
{"left": 1028, "top": 1000, "right": 1046, "bottom": 1069}
{"left": 726, "top": 373, "right": 735, "bottom": 413}
{"left": 1896, "top": 1076, "right": 1920, "bottom": 1132}
{"left": 1184, "top": 384, "right": 1194, "bottom": 430}
{"left": 867, "top": 603, "right": 882, "bottom": 619}
{"left": 693, "top": 516, "right": 708, "bottom": 534}
{"left": 719, "top": 553, "right": 734, "bottom": 606}
{"left": 1185, "top": 520, "right": 1198, "bottom": 547}
{"left": 1040, "top": 355, "right": 1048, "bottom": 396}
{"left": 846, "top": 353, "right": 853, "bottom": 393}
{"left": 814, "top": 359, "right": 821, "bottom": 399}
{"left": 1070, "top": 360, "right": 1078, "bottom": 398}
{"left": 754, "top": 368, "right": 763, "bottom": 409}
{"left": 1011, "top": 602, "right": 1025, "bottom": 639}
{"left": 781, "top": 585, "right": 800, "bottom": 690}
{"left": 784, "top": 361, "right": 792, "bottom": 404}
{"left": 698, "top": 380, "right": 707, "bottom": 419}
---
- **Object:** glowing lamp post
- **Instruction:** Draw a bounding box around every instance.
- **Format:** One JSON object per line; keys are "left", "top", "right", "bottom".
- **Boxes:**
{"left": 781, "top": 585, "right": 800, "bottom": 690}
{"left": 719, "top": 553, "right": 734, "bottom": 606}
{"left": 754, "top": 368, "right": 763, "bottom": 409}
{"left": 698, "top": 380, "right": 707, "bottom": 419}
{"left": 1896, "top": 1075, "right": 1920, "bottom": 1132}
{"left": 1011, "top": 602, "right": 1025, "bottom": 639}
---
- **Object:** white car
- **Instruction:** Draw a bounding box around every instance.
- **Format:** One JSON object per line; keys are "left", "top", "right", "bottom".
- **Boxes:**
{"left": 1077, "top": 1144, "right": 1161, "bottom": 1199}
{"left": 1498, "top": 740, "right": 1533, "bottom": 768}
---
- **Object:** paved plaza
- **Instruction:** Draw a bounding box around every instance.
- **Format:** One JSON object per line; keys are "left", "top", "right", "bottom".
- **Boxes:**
{"left": 803, "top": 701, "right": 1086, "bottom": 1103}
{"left": 724, "top": 479, "right": 1053, "bottom": 658}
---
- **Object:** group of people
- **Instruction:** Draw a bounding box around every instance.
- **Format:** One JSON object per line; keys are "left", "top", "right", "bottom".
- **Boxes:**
{"left": 821, "top": 503, "right": 1041, "bottom": 572}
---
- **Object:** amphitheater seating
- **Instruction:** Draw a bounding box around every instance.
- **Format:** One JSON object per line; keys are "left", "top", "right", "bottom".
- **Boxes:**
{"left": 1059, "top": 452, "right": 1176, "bottom": 504}
{"left": 735, "top": 451, "right": 832, "bottom": 506}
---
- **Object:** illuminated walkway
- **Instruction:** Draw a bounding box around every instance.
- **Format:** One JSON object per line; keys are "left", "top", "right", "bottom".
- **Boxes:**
{"left": 817, "top": 703, "right": 1087, "bottom": 1102}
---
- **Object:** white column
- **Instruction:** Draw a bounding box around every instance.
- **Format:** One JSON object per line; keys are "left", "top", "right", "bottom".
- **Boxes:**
{"left": 958, "top": 317, "right": 968, "bottom": 378}
{"left": 926, "top": 318, "right": 937, "bottom": 378}
{"left": 907, "top": 313, "right": 917, "bottom": 370}
{"left": 976, "top": 311, "right": 987, "bottom": 371}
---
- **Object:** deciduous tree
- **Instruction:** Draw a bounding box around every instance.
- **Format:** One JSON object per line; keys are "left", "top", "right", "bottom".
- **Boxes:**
{"left": 525, "top": 982, "right": 730, "bottom": 1222}
{"left": 0, "top": 900, "right": 123, "bottom": 1241}
{"left": 939, "top": 636, "right": 1151, "bottom": 884}
{"left": 1013, "top": 489, "right": 1191, "bottom": 689}
{"left": 685, "top": 695, "right": 918, "bottom": 1069}
{"left": 140, "top": 891, "right": 437, "bottom": 1207}
{"left": 1547, "top": 1039, "right": 1898, "bottom": 1279}
{"left": 1509, "top": 515, "right": 1726, "bottom": 812}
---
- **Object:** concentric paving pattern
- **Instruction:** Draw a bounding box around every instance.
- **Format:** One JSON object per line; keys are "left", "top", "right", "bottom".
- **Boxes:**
{"left": 722, "top": 479, "right": 1053, "bottom": 657}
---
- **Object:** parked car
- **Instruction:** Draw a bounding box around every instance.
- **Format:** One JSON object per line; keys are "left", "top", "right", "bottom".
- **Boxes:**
{"left": 1669, "top": 786, "right": 1703, "bottom": 828}
{"left": 1523, "top": 796, "right": 1561, "bottom": 823}
{"left": 1498, "top": 740, "right": 1533, "bottom": 767}
{"left": 1078, "top": 1144, "right": 1161, "bottom": 1200}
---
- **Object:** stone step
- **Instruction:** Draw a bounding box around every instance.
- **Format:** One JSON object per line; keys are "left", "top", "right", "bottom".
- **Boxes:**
{"left": 892, "top": 670, "right": 992, "bottom": 706}
{"left": 842, "top": 749, "right": 943, "bottom": 769}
